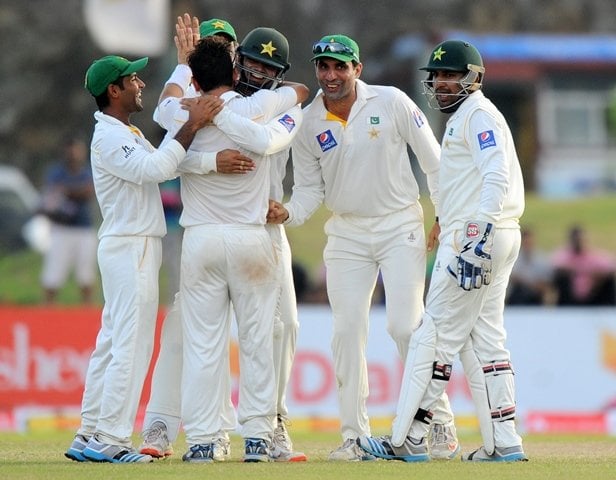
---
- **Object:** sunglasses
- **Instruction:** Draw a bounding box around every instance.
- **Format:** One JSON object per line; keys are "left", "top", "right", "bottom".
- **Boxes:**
{"left": 312, "top": 41, "right": 356, "bottom": 59}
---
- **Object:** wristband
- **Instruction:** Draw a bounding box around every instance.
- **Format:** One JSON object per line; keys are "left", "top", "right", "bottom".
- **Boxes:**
{"left": 164, "top": 64, "right": 192, "bottom": 94}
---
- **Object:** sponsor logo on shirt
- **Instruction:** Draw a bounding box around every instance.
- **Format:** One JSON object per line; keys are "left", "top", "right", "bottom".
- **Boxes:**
{"left": 316, "top": 130, "right": 338, "bottom": 152}
{"left": 412, "top": 110, "right": 424, "bottom": 128}
{"left": 477, "top": 130, "right": 496, "bottom": 150}
{"left": 121, "top": 145, "right": 136, "bottom": 158}
{"left": 278, "top": 114, "right": 296, "bottom": 133}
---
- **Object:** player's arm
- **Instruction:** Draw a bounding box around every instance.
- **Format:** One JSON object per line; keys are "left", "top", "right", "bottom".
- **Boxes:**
{"left": 214, "top": 103, "right": 303, "bottom": 155}
{"left": 280, "top": 132, "right": 325, "bottom": 227}
{"left": 158, "top": 13, "right": 200, "bottom": 105}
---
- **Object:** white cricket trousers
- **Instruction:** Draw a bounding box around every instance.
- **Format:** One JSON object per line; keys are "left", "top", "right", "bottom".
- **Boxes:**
{"left": 78, "top": 235, "right": 161, "bottom": 445}
{"left": 408, "top": 227, "right": 523, "bottom": 447}
{"left": 324, "top": 205, "right": 445, "bottom": 440}
{"left": 267, "top": 223, "right": 299, "bottom": 419}
{"left": 180, "top": 224, "right": 279, "bottom": 444}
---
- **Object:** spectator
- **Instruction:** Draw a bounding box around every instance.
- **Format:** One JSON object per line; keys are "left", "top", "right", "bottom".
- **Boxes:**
{"left": 39, "top": 136, "right": 97, "bottom": 304}
{"left": 551, "top": 225, "right": 616, "bottom": 305}
{"left": 506, "top": 227, "right": 555, "bottom": 305}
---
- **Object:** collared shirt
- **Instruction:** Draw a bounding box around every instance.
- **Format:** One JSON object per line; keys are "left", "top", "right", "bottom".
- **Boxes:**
{"left": 90, "top": 111, "right": 186, "bottom": 238}
{"left": 285, "top": 79, "right": 440, "bottom": 226}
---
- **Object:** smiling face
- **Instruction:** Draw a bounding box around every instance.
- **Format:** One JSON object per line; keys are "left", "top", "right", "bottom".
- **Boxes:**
{"left": 314, "top": 57, "right": 362, "bottom": 102}
{"left": 120, "top": 73, "right": 145, "bottom": 112}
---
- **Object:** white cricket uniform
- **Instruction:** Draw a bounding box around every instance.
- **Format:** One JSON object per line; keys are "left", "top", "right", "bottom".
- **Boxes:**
{"left": 150, "top": 87, "right": 301, "bottom": 444}
{"left": 406, "top": 90, "right": 525, "bottom": 448}
{"left": 267, "top": 148, "right": 299, "bottom": 419}
{"left": 285, "top": 79, "right": 450, "bottom": 441}
{"left": 77, "top": 111, "right": 188, "bottom": 446}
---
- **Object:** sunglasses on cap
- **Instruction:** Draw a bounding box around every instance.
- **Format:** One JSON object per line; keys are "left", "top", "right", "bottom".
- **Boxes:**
{"left": 312, "top": 41, "right": 356, "bottom": 57}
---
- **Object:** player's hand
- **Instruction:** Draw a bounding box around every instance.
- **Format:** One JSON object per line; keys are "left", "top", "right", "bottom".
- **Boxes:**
{"left": 174, "top": 13, "right": 200, "bottom": 64}
{"left": 181, "top": 95, "right": 223, "bottom": 129}
{"left": 215, "top": 149, "right": 255, "bottom": 174}
{"left": 447, "top": 220, "right": 494, "bottom": 290}
{"left": 267, "top": 200, "right": 289, "bottom": 224}
{"left": 427, "top": 219, "right": 440, "bottom": 252}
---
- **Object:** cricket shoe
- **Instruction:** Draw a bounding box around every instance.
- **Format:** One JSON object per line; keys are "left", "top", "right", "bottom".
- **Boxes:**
{"left": 182, "top": 443, "right": 217, "bottom": 463}
{"left": 357, "top": 435, "right": 430, "bottom": 462}
{"left": 428, "top": 422, "right": 460, "bottom": 459}
{"left": 328, "top": 438, "right": 376, "bottom": 462}
{"left": 270, "top": 415, "right": 307, "bottom": 462}
{"left": 212, "top": 435, "right": 231, "bottom": 462}
{"left": 82, "top": 434, "right": 153, "bottom": 463}
{"left": 243, "top": 437, "right": 272, "bottom": 462}
{"left": 139, "top": 421, "right": 173, "bottom": 458}
{"left": 462, "top": 445, "right": 528, "bottom": 462}
{"left": 65, "top": 434, "right": 90, "bottom": 462}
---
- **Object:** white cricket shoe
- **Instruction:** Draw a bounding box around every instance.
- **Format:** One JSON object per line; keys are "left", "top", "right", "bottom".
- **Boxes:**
{"left": 328, "top": 438, "right": 376, "bottom": 462}
{"left": 270, "top": 415, "right": 307, "bottom": 462}
{"left": 462, "top": 445, "right": 528, "bottom": 462}
{"left": 428, "top": 422, "right": 460, "bottom": 459}
{"left": 139, "top": 421, "right": 173, "bottom": 458}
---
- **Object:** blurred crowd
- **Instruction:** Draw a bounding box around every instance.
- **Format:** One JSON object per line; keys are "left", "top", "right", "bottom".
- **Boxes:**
{"left": 290, "top": 224, "right": 616, "bottom": 307}
{"left": 505, "top": 225, "right": 616, "bottom": 306}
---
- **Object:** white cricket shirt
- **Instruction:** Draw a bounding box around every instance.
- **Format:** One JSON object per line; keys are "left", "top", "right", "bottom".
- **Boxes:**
{"left": 285, "top": 79, "right": 440, "bottom": 226}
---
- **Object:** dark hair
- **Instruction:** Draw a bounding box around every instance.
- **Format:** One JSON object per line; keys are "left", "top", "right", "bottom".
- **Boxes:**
{"left": 188, "top": 37, "right": 234, "bottom": 92}
{"left": 94, "top": 76, "right": 125, "bottom": 111}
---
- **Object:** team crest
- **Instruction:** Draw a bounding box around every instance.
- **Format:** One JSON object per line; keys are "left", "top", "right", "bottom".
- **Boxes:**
{"left": 316, "top": 130, "right": 338, "bottom": 152}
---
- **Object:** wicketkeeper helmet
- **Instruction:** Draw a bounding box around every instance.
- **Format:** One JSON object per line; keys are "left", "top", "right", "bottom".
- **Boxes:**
{"left": 236, "top": 27, "right": 290, "bottom": 95}
{"left": 420, "top": 40, "right": 485, "bottom": 112}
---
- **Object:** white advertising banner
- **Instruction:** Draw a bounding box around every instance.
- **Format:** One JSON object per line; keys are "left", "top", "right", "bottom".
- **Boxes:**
{"left": 284, "top": 305, "right": 616, "bottom": 433}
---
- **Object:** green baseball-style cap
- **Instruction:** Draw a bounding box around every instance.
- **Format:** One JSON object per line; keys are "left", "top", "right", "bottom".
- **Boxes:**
{"left": 85, "top": 55, "right": 148, "bottom": 96}
{"left": 311, "top": 34, "right": 360, "bottom": 63}
{"left": 199, "top": 18, "right": 237, "bottom": 42}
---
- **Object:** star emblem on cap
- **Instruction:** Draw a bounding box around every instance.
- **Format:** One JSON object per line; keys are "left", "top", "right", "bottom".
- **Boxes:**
{"left": 261, "top": 41, "right": 277, "bottom": 57}
{"left": 212, "top": 20, "right": 226, "bottom": 30}
{"left": 433, "top": 46, "right": 446, "bottom": 61}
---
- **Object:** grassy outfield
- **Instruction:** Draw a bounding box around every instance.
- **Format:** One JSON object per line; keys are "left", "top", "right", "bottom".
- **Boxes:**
{"left": 1, "top": 430, "right": 616, "bottom": 480}
{"left": 1, "top": 193, "right": 615, "bottom": 304}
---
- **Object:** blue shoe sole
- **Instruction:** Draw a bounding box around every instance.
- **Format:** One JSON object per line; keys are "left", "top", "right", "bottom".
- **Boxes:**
{"left": 65, "top": 449, "right": 87, "bottom": 462}
{"left": 463, "top": 453, "right": 528, "bottom": 462}
{"left": 83, "top": 447, "right": 151, "bottom": 463}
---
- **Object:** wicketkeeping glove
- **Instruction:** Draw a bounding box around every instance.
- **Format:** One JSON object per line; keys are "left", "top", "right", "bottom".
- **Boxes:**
{"left": 447, "top": 221, "right": 495, "bottom": 291}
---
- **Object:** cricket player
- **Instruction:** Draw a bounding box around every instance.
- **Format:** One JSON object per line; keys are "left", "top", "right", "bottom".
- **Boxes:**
{"left": 139, "top": 17, "right": 307, "bottom": 462}
{"left": 149, "top": 35, "right": 306, "bottom": 463}
{"left": 358, "top": 39, "right": 528, "bottom": 462}
{"left": 267, "top": 34, "right": 458, "bottom": 461}
{"left": 64, "top": 54, "right": 223, "bottom": 463}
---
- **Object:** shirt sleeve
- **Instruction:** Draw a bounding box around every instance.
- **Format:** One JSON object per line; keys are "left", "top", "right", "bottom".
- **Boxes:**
{"left": 284, "top": 128, "right": 326, "bottom": 227}
{"left": 153, "top": 96, "right": 188, "bottom": 135}
{"left": 214, "top": 103, "right": 303, "bottom": 155}
{"left": 393, "top": 89, "right": 441, "bottom": 215}
{"left": 96, "top": 129, "right": 186, "bottom": 184}
{"left": 178, "top": 150, "right": 218, "bottom": 174}
{"left": 466, "top": 109, "right": 511, "bottom": 223}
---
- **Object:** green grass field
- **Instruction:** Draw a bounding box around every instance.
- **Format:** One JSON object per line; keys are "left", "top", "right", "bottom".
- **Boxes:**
{"left": 1, "top": 430, "right": 615, "bottom": 480}
{"left": 2, "top": 193, "right": 615, "bottom": 305}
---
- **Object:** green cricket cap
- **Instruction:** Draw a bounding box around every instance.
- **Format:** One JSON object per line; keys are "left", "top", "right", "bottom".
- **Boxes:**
{"left": 311, "top": 34, "right": 360, "bottom": 63}
{"left": 199, "top": 18, "right": 237, "bottom": 42}
{"left": 85, "top": 55, "right": 148, "bottom": 96}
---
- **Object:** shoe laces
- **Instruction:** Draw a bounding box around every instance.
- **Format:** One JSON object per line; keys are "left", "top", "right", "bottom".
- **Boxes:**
{"left": 431, "top": 424, "right": 446, "bottom": 444}
{"left": 143, "top": 422, "right": 167, "bottom": 444}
